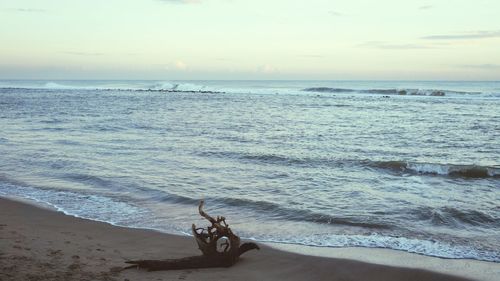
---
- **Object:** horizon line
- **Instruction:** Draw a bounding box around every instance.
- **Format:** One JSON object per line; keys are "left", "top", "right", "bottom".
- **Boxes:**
{"left": 1, "top": 78, "right": 499, "bottom": 82}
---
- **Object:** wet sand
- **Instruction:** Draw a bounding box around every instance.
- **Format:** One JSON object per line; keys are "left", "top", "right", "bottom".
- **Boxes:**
{"left": 0, "top": 197, "right": 495, "bottom": 281}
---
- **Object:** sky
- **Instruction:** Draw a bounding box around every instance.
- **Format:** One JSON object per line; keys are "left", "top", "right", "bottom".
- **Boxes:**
{"left": 0, "top": 0, "right": 499, "bottom": 80}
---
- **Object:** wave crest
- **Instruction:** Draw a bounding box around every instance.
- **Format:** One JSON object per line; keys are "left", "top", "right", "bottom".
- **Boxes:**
{"left": 367, "top": 160, "right": 500, "bottom": 179}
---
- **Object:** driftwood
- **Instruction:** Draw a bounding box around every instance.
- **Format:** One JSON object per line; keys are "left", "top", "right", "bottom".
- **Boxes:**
{"left": 124, "top": 200, "right": 259, "bottom": 271}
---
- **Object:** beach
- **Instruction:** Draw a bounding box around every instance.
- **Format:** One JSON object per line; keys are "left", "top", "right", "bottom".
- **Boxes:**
{"left": 1, "top": 197, "right": 497, "bottom": 281}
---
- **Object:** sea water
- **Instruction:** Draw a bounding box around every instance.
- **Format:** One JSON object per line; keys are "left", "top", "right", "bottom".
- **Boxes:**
{"left": 0, "top": 80, "right": 498, "bottom": 262}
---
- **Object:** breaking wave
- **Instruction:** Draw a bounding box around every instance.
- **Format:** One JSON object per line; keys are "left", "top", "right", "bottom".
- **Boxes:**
{"left": 367, "top": 160, "right": 500, "bottom": 179}
{"left": 0, "top": 81, "right": 226, "bottom": 94}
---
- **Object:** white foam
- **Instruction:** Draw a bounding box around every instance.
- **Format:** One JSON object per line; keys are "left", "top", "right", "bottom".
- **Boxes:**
{"left": 44, "top": 82, "right": 79, "bottom": 89}
{"left": 0, "top": 182, "right": 149, "bottom": 226}
{"left": 151, "top": 82, "right": 212, "bottom": 92}
{"left": 407, "top": 163, "right": 450, "bottom": 175}
{"left": 39, "top": 81, "right": 216, "bottom": 92}
{"left": 150, "top": 82, "right": 176, "bottom": 90}
{"left": 173, "top": 83, "right": 208, "bottom": 92}
{"left": 252, "top": 233, "right": 499, "bottom": 262}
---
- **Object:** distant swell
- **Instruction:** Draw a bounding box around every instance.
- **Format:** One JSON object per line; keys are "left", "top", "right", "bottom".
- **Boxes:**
{"left": 302, "top": 87, "right": 357, "bottom": 93}
{"left": 302, "top": 87, "right": 484, "bottom": 96}
{"left": 1, "top": 83, "right": 494, "bottom": 97}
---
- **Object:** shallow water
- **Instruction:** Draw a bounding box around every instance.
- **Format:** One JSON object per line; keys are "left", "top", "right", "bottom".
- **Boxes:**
{"left": 0, "top": 80, "right": 498, "bottom": 262}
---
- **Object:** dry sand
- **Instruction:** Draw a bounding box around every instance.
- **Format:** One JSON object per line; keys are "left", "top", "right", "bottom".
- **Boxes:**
{"left": 0, "top": 197, "right": 496, "bottom": 281}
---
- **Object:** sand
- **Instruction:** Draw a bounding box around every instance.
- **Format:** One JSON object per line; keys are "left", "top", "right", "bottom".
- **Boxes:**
{"left": 0, "top": 197, "right": 497, "bottom": 281}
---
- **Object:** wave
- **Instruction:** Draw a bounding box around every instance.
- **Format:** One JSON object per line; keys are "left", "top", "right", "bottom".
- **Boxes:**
{"left": 219, "top": 197, "right": 391, "bottom": 229}
{"left": 159, "top": 193, "right": 498, "bottom": 231}
{"left": 302, "top": 87, "right": 356, "bottom": 93}
{"left": 302, "top": 87, "right": 486, "bottom": 96}
{"left": 156, "top": 193, "right": 391, "bottom": 229}
{"left": 0, "top": 181, "right": 149, "bottom": 226}
{"left": 7, "top": 171, "right": 385, "bottom": 230}
{"left": 199, "top": 150, "right": 316, "bottom": 166}
{"left": 0, "top": 81, "right": 226, "bottom": 94}
{"left": 367, "top": 160, "right": 500, "bottom": 179}
{"left": 44, "top": 82, "right": 88, "bottom": 89}
{"left": 0, "top": 176, "right": 390, "bottom": 230}
{"left": 413, "top": 206, "right": 498, "bottom": 227}
{"left": 148, "top": 82, "right": 215, "bottom": 92}
{"left": 199, "top": 151, "right": 499, "bottom": 179}
{"left": 61, "top": 173, "right": 117, "bottom": 189}
{"left": 2, "top": 81, "right": 498, "bottom": 98}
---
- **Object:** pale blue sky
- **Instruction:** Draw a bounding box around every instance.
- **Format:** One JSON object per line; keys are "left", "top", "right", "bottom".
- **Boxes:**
{"left": 1, "top": 0, "right": 499, "bottom": 80}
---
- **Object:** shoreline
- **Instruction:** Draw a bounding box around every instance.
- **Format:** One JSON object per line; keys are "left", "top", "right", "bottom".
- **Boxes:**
{"left": 1, "top": 196, "right": 498, "bottom": 281}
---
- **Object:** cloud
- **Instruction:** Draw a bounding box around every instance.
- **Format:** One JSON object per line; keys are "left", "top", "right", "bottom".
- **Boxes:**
{"left": 422, "top": 30, "right": 500, "bottom": 40}
{"left": 359, "top": 41, "right": 432, "bottom": 49}
{"left": 419, "top": 5, "right": 433, "bottom": 10}
{"left": 158, "top": 0, "right": 201, "bottom": 4}
{"left": 174, "top": 60, "right": 188, "bottom": 70}
{"left": 459, "top": 64, "right": 500, "bottom": 70}
{"left": 7, "top": 8, "right": 46, "bottom": 13}
{"left": 62, "top": 52, "right": 104, "bottom": 56}
{"left": 328, "top": 10, "right": 343, "bottom": 16}
{"left": 257, "top": 64, "right": 278, "bottom": 74}
{"left": 297, "top": 55, "right": 325, "bottom": 58}
{"left": 163, "top": 60, "right": 188, "bottom": 71}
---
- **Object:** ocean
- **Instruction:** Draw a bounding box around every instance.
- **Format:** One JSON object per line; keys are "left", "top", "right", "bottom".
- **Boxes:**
{"left": 0, "top": 80, "right": 498, "bottom": 262}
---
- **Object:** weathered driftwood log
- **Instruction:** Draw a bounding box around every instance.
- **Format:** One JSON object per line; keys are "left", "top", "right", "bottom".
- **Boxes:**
{"left": 124, "top": 200, "right": 259, "bottom": 271}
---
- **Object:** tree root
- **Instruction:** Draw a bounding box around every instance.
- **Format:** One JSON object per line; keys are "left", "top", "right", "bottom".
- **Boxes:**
{"left": 124, "top": 200, "right": 259, "bottom": 271}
